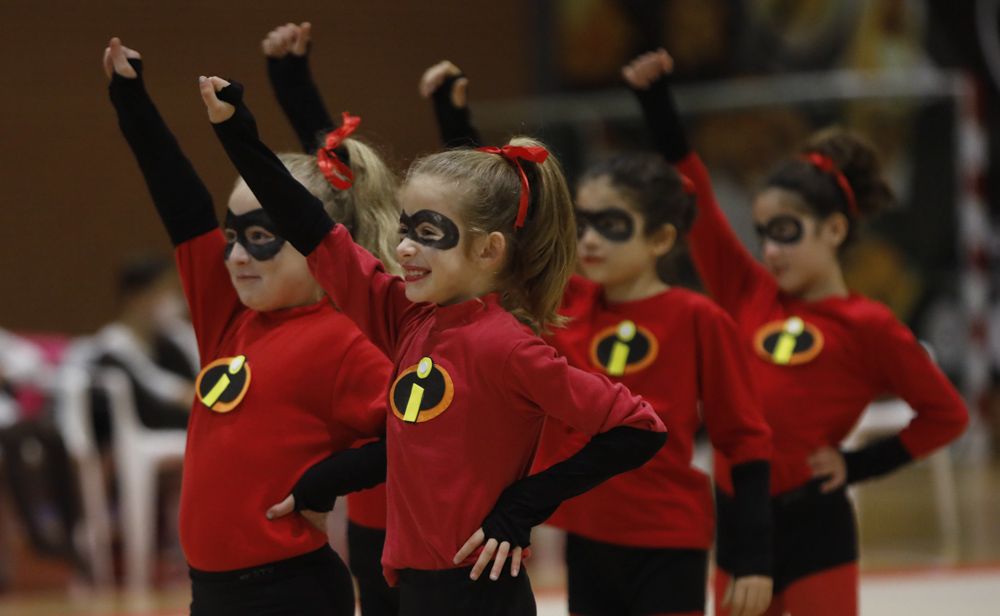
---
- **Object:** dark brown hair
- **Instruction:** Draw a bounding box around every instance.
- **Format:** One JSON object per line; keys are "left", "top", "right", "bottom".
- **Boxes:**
{"left": 764, "top": 127, "right": 895, "bottom": 244}
{"left": 581, "top": 152, "right": 696, "bottom": 236}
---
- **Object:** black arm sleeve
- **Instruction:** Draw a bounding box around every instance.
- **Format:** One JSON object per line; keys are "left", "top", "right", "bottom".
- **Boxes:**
{"left": 431, "top": 74, "right": 482, "bottom": 148}
{"left": 291, "top": 440, "right": 387, "bottom": 512}
{"left": 266, "top": 53, "right": 335, "bottom": 152}
{"left": 728, "top": 460, "right": 773, "bottom": 577}
{"left": 481, "top": 426, "right": 666, "bottom": 547}
{"left": 108, "top": 60, "right": 218, "bottom": 246}
{"left": 631, "top": 75, "right": 691, "bottom": 163}
{"left": 210, "top": 82, "right": 334, "bottom": 255}
{"left": 843, "top": 435, "right": 913, "bottom": 484}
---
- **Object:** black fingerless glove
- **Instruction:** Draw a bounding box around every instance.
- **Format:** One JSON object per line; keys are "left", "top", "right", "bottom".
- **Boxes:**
{"left": 481, "top": 426, "right": 666, "bottom": 547}
{"left": 729, "top": 460, "right": 773, "bottom": 577}
{"left": 842, "top": 435, "right": 912, "bottom": 485}
{"left": 266, "top": 52, "right": 334, "bottom": 151}
{"left": 109, "top": 59, "right": 218, "bottom": 245}
{"left": 291, "top": 439, "right": 387, "bottom": 512}
{"left": 211, "top": 81, "right": 335, "bottom": 255}
{"left": 431, "top": 73, "right": 482, "bottom": 148}
{"left": 630, "top": 74, "right": 690, "bottom": 163}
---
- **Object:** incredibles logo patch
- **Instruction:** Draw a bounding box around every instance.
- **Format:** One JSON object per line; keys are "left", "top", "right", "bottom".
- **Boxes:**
{"left": 195, "top": 355, "right": 251, "bottom": 413}
{"left": 390, "top": 357, "right": 455, "bottom": 423}
{"left": 589, "top": 320, "right": 659, "bottom": 377}
{"left": 753, "top": 317, "right": 824, "bottom": 366}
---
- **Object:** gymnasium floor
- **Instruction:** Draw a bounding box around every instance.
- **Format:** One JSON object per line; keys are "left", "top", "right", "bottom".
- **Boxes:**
{"left": 1, "top": 454, "right": 999, "bottom": 615}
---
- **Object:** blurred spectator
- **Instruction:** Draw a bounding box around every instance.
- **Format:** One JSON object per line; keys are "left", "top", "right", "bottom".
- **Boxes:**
{"left": 66, "top": 256, "right": 196, "bottom": 447}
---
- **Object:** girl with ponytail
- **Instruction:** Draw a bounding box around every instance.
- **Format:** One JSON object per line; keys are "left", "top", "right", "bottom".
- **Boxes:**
{"left": 422, "top": 58, "right": 774, "bottom": 616}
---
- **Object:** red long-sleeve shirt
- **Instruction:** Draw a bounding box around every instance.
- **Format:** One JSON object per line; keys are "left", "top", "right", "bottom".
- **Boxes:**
{"left": 682, "top": 153, "right": 968, "bottom": 495}
{"left": 176, "top": 231, "right": 391, "bottom": 571}
{"left": 307, "top": 226, "right": 665, "bottom": 583}
{"left": 534, "top": 276, "right": 770, "bottom": 548}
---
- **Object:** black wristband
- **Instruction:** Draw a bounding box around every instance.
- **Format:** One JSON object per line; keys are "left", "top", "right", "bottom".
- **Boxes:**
{"left": 481, "top": 426, "right": 666, "bottom": 547}
{"left": 729, "top": 460, "right": 773, "bottom": 577}
{"left": 431, "top": 74, "right": 482, "bottom": 148}
{"left": 631, "top": 75, "right": 690, "bottom": 163}
{"left": 211, "top": 81, "right": 335, "bottom": 255}
{"left": 843, "top": 435, "right": 913, "bottom": 484}
{"left": 291, "top": 440, "right": 387, "bottom": 512}
{"left": 108, "top": 59, "right": 218, "bottom": 246}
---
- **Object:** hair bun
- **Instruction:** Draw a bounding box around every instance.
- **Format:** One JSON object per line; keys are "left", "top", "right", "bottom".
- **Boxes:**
{"left": 804, "top": 127, "right": 895, "bottom": 217}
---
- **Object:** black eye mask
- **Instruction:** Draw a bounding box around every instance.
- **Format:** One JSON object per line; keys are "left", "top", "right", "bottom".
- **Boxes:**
{"left": 398, "top": 210, "right": 461, "bottom": 250}
{"left": 754, "top": 215, "right": 804, "bottom": 245}
{"left": 224, "top": 209, "right": 287, "bottom": 261}
{"left": 575, "top": 208, "right": 635, "bottom": 243}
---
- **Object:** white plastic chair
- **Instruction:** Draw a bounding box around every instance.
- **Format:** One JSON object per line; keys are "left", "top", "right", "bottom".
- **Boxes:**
{"left": 99, "top": 367, "right": 186, "bottom": 592}
{"left": 52, "top": 363, "right": 115, "bottom": 588}
{"left": 843, "top": 397, "right": 960, "bottom": 562}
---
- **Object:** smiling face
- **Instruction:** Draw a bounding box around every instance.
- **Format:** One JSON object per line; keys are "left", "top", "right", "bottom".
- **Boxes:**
{"left": 223, "top": 180, "right": 322, "bottom": 311}
{"left": 574, "top": 175, "right": 675, "bottom": 293}
{"left": 751, "top": 186, "right": 847, "bottom": 297}
{"left": 394, "top": 175, "right": 501, "bottom": 305}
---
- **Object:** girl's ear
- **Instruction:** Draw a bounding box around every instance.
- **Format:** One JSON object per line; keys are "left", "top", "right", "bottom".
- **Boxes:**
{"left": 476, "top": 231, "right": 507, "bottom": 269}
{"left": 646, "top": 223, "right": 677, "bottom": 258}
{"left": 820, "top": 212, "right": 849, "bottom": 248}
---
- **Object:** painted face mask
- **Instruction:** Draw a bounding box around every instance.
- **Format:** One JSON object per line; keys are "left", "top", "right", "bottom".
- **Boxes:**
{"left": 224, "top": 210, "right": 287, "bottom": 261}
{"left": 755, "top": 214, "right": 805, "bottom": 245}
{"left": 575, "top": 208, "right": 636, "bottom": 243}
{"left": 398, "top": 210, "right": 461, "bottom": 250}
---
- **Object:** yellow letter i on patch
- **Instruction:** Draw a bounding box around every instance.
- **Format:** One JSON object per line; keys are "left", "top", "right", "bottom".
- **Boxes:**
{"left": 773, "top": 318, "right": 804, "bottom": 365}
{"left": 403, "top": 357, "right": 434, "bottom": 422}
{"left": 608, "top": 321, "right": 636, "bottom": 376}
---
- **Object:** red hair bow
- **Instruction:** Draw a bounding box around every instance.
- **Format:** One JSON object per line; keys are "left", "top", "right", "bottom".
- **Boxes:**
{"left": 316, "top": 112, "right": 361, "bottom": 190}
{"left": 802, "top": 152, "right": 858, "bottom": 217}
{"left": 477, "top": 145, "right": 550, "bottom": 229}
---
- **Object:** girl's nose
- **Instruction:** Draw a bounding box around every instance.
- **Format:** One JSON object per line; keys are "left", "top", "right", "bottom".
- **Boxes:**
{"left": 396, "top": 237, "right": 418, "bottom": 260}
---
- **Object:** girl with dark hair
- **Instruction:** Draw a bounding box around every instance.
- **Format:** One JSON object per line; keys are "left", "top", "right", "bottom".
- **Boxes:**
{"left": 198, "top": 69, "right": 667, "bottom": 616}
{"left": 625, "top": 48, "right": 967, "bottom": 616}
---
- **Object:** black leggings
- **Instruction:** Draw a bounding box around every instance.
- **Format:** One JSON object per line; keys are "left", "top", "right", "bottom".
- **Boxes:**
{"left": 397, "top": 565, "right": 536, "bottom": 616}
{"left": 189, "top": 545, "right": 354, "bottom": 616}
{"left": 565, "top": 534, "right": 707, "bottom": 615}
{"left": 348, "top": 521, "right": 400, "bottom": 616}
{"left": 716, "top": 480, "right": 858, "bottom": 593}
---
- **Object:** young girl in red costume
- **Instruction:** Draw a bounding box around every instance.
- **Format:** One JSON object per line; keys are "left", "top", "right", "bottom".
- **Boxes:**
{"left": 104, "top": 37, "right": 399, "bottom": 616}
{"left": 198, "top": 65, "right": 667, "bottom": 615}
{"left": 420, "top": 59, "right": 774, "bottom": 616}
{"left": 625, "top": 49, "right": 968, "bottom": 616}
{"left": 259, "top": 21, "right": 399, "bottom": 616}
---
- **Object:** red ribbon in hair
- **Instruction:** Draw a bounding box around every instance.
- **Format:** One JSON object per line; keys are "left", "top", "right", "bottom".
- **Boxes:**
{"left": 316, "top": 112, "right": 361, "bottom": 190}
{"left": 802, "top": 152, "right": 858, "bottom": 218}
{"left": 477, "top": 145, "right": 550, "bottom": 229}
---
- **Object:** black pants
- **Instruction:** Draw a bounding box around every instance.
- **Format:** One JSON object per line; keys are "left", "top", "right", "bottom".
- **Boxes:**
{"left": 189, "top": 545, "right": 354, "bottom": 616}
{"left": 565, "top": 533, "right": 707, "bottom": 615}
{"left": 397, "top": 565, "right": 535, "bottom": 616}
{"left": 715, "top": 480, "right": 858, "bottom": 593}
{"left": 348, "top": 521, "right": 400, "bottom": 616}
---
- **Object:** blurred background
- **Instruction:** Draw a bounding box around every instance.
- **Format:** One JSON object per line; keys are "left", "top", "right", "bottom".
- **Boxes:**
{"left": 1, "top": 0, "right": 999, "bottom": 614}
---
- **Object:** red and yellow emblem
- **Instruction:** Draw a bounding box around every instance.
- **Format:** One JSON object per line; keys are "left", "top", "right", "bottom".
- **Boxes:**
{"left": 589, "top": 320, "right": 659, "bottom": 377}
{"left": 390, "top": 356, "right": 455, "bottom": 423}
{"left": 753, "top": 317, "right": 824, "bottom": 366}
{"left": 195, "top": 355, "right": 251, "bottom": 413}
